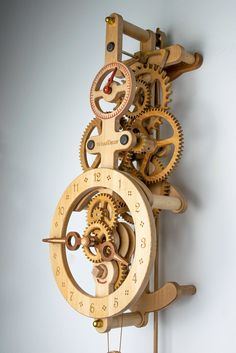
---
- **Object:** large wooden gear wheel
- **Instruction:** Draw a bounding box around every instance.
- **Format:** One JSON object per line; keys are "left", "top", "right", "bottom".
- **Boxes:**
{"left": 49, "top": 168, "right": 156, "bottom": 319}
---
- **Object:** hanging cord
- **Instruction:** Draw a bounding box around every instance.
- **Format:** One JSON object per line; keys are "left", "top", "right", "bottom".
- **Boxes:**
{"left": 107, "top": 331, "right": 110, "bottom": 353}
{"left": 119, "top": 314, "right": 124, "bottom": 352}
{"left": 153, "top": 216, "right": 160, "bottom": 353}
{"left": 106, "top": 314, "right": 124, "bottom": 353}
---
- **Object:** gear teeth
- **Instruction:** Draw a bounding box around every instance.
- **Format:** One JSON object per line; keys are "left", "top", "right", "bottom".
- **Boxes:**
{"left": 118, "top": 79, "right": 151, "bottom": 121}
{"left": 82, "top": 220, "right": 114, "bottom": 263}
{"left": 79, "top": 118, "right": 102, "bottom": 171}
{"left": 87, "top": 193, "right": 118, "bottom": 230}
{"left": 114, "top": 263, "right": 129, "bottom": 289}
{"left": 133, "top": 63, "right": 172, "bottom": 110}
{"left": 122, "top": 107, "right": 184, "bottom": 184}
{"left": 153, "top": 181, "right": 171, "bottom": 217}
{"left": 131, "top": 133, "right": 148, "bottom": 154}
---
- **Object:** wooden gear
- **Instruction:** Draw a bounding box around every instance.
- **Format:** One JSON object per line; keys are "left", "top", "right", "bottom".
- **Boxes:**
{"left": 43, "top": 13, "right": 202, "bottom": 353}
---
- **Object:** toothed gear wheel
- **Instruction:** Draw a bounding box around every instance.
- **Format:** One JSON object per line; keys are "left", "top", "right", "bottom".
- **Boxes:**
{"left": 91, "top": 207, "right": 107, "bottom": 222}
{"left": 129, "top": 120, "right": 150, "bottom": 154}
{"left": 80, "top": 118, "right": 102, "bottom": 171}
{"left": 83, "top": 221, "right": 113, "bottom": 263}
{"left": 87, "top": 193, "right": 118, "bottom": 230}
{"left": 118, "top": 151, "right": 142, "bottom": 180}
{"left": 133, "top": 64, "right": 172, "bottom": 110}
{"left": 125, "top": 79, "right": 151, "bottom": 119}
{"left": 115, "top": 80, "right": 151, "bottom": 122}
{"left": 114, "top": 263, "right": 129, "bottom": 289}
{"left": 124, "top": 108, "right": 184, "bottom": 183}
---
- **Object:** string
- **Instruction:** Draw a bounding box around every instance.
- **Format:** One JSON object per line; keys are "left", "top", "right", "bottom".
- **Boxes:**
{"left": 106, "top": 314, "right": 123, "bottom": 353}
{"left": 107, "top": 331, "right": 110, "bottom": 353}
{"left": 119, "top": 314, "right": 124, "bottom": 352}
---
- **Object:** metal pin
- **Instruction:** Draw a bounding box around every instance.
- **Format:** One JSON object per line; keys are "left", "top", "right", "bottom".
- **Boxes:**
{"left": 105, "top": 16, "right": 115, "bottom": 25}
{"left": 42, "top": 237, "right": 65, "bottom": 244}
{"left": 122, "top": 50, "right": 137, "bottom": 58}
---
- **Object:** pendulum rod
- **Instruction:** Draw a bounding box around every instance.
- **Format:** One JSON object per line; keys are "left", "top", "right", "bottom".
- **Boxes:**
{"left": 107, "top": 331, "right": 110, "bottom": 353}
{"left": 107, "top": 314, "right": 123, "bottom": 353}
{"left": 119, "top": 314, "right": 124, "bottom": 352}
{"left": 153, "top": 216, "right": 159, "bottom": 353}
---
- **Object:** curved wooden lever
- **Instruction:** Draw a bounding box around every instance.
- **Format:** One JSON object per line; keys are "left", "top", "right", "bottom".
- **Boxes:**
{"left": 131, "top": 282, "right": 196, "bottom": 316}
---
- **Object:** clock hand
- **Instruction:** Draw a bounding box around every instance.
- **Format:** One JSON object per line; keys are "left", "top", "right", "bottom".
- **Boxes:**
{"left": 98, "top": 241, "right": 129, "bottom": 266}
{"left": 103, "top": 67, "right": 117, "bottom": 94}
{"left": 42, "top": 237, "right": 66, "bottom": 244}
{"left": 42, "top": 232, "right": 96, "bottom": 251}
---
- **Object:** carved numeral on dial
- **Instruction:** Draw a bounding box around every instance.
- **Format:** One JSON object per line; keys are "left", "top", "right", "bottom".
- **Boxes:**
{"left": 90, "top": 303, "right": 95, "bottom": 313}
{"left": 94, "top": 172, "right": 101, "bottom": 182}
{"left": 132, "top": 273, "right": 137, "bottom": 284}
{"left": 73, "top": 183, "right": 79, "bottom": 193}
{"left": 113, "top": 297, "right": 119, "bottom": 308}
{"left": 56, "top": 266, "right": 60, "bottom": 276}
{"left": 141, "top": 237, "right": 146, "bottom": 248}
{"left": 135, "top": 203, "right": 140, "bottom": 212}
{"left": 70, "top": 291, "right": 74, "bottom": 301}
{"left": 118, "top": 179, "right": 121, "bottom": 189}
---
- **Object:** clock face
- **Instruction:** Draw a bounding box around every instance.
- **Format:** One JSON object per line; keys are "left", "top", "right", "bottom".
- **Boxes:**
{"left": 90, "top": 61, "right": 136, "bottom": 120}
{"left": 49, "top": 168, "right": 155, "bottom": 319}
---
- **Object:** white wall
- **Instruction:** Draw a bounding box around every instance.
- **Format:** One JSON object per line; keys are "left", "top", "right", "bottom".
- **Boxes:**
{"left": 1, "top": 1, "right": 236, "bottom": 353}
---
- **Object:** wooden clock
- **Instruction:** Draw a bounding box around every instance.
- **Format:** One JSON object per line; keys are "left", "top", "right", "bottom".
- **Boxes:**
{"left": 43, "top": 13, "right": 202, "bottom": 353}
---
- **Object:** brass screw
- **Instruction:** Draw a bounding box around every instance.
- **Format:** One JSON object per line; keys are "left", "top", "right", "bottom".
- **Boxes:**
{"left": 93, "top": 319, "right": 103, "bottom": 328}
{"left": 105, "top": 16, "right": 115, "bottom": 25}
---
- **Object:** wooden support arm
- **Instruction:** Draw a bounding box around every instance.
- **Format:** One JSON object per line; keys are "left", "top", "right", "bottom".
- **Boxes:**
{"left": 123, "top": 19, "right": 151, "bottom": 42}
{"left": 152, "top": 195, "right": 182, "bottom": 212}
{"left": 95, "top": 283, "right": 196, "bottom": 332}
{"left": 131, "top": 282, "right": 196, "bottom": 319}
{"left": 94, "top": 312, "right": 143, "bottom": 333}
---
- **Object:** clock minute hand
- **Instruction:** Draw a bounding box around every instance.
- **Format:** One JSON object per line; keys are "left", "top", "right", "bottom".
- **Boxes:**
{"left": 42, "top": 232, "right": 96, "bottom": 251}
{"left": 98, "top": 241, "right": 129, "bottom": 266}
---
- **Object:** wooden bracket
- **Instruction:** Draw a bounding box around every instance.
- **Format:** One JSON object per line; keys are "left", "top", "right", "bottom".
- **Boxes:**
{"left": 149, "top": 183, "right": 188, "bottom": 213}
{"left": 124, "top": 46, "right": 203, "bottom": 80}
{"left": 166, "top": 52, "right": 203, "bottom": 81}
{"left": 86, "top": 118, "right": 136, "bottom": 168}
{"left": 131, "top": 282, "right": 196, "bottom": 325}
{"left": 105, "top": 13, "right": 157, "bottom": 64}
{"left": 96, "top": 282, "right": 196, "bottom": 332}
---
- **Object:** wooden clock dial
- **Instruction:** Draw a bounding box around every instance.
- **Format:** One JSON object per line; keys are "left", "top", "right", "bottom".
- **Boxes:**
{"left": 49, "top": 168, "right": 155, "bottom": 318}
{"left": 90, "top": 61, "right": 136, "bottom": 120}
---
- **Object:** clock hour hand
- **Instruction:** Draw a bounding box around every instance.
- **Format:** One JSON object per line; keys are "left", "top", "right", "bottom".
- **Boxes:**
{"left": 103, "top": 67, "right": 117, "bottom": 94}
